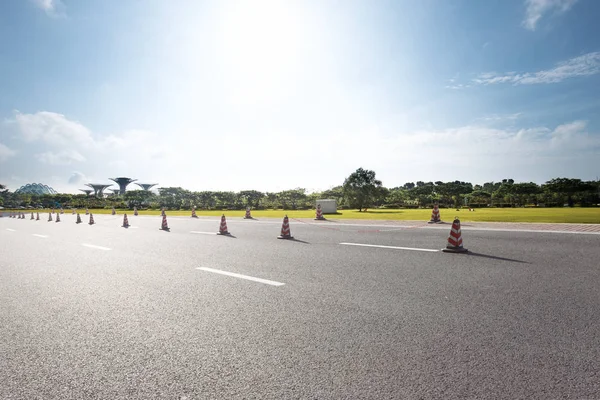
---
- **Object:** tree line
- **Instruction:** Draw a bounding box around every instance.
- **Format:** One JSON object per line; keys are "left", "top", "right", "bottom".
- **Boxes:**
{"left": 1, "top": 169, "right": 599, "bottom": 211}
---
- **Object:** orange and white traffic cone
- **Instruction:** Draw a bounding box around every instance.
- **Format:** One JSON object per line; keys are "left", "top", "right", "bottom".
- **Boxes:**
{"left": 159, "top": 214, "right": 169, "bottom": 231}
{"left": 56, "top": 213, "right": 61, "bottom": 222}
{"left": 72, "top": 208, "right": 75, "bottom": 215}
{"left": 442, "top": 218, "right": 468, "bottom": 253}
{"left": 122, "top": 214, "right": 129, "bottom": 228}
{"left": 134, "top": 207, "right": 138, "bottom": 216}
{"left": 85, "top": 208, "right": 89, "bottom": 215}
{"left": 89, "top": 213, "right": 95, "bottom": 225}
{"left": 191, "top": 207, "right": 198, "bottom": 218}
{"left": 315, "top": 204, "right": 326, "bottom": 220}
{"left": 48, "top": 213, "right": 53, "bottom": 222}
{"left": 60, "top": 208, "right": 64, "bottom": 214}
{"left": 111, "top": 207, "right": 116, "bottom": 216}
{"left": 51, "top": 209, "right": 55, "bottom": 214}
{"left": 244, "top": 207, "right": 252, "bottom": 219}
{"left": 428, "top": 203, "right": 442, "bottom": 224}
{"left": 31, "top": 212, "right": 34, "bottom": 220}
{"left": 36, "top": 212, "right": 40, "bottom": 221}
{"left": 76, "top": 213, "right": 82, "bottom": 224}
{"left": 277, "top": 215, "right": 294, "bottom": 239}
{"left": 217, "top": 214, "right": 230, "bottom": 235}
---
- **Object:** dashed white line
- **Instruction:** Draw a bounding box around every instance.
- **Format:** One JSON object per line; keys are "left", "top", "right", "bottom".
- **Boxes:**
{"left": 339, "top": 242, "right": 439, "bottom": 253}
{"left": 197, "top": 267, "right": 285, "bottom": 286}
{"left": 190, "top": 231, "right": 217, "bottom": 235}
{"left": 81, "top": 243, "right": 111, "bottom": 251}
{"left": 32, "top": 234, "right": 48, "bottom": 238}
{"left": 6, "top": 228, "right": 16, "bottom": 232}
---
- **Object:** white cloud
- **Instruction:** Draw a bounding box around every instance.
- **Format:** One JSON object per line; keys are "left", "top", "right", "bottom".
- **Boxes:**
{"left": 36, "top": 150, "right": 86, "bottom": 165}
{"left": 68, "top": 171, "right": 87, "bottom": 185}
{"left": 523, "top": 0, "right": 577, "bottom": 31}
{"left": 473, "top": 52, "right": 600, "bottom": 85}
{"left": 15, "top": 111, "right": 93, "bottom": 147}
{"left": 0, "top": 142, "right": 16, "bottom": 162}
{"left": 31, "top": 0, "right": 66, "bottom": 17}
{"left": 445, "top": 84, "right": 470, "bottom": 90}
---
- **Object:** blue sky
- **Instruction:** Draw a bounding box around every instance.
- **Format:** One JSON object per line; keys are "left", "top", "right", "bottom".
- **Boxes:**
{"left": 1, "top": 0, "right": 599, "bottom": 193}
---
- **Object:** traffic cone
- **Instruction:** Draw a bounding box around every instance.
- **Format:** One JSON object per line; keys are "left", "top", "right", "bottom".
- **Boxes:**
{"left": 72, "top": 209, "right": 75, "bottom": 215}
{"left": 160, "top": 214, "right": 169, "bottom": 231}
{"left": 134, "top": 207, "right": 138, "bottom": 216}
{"left": 48, "top": 213, "right": 52, "bottom": 222}
{"left": 36, "top": 212, "right": 40, "bottom": 221}
{"left": 191, "top": 207, "right": 198, "bottom": 218}
{"left": 277, "top": 215, "right": 294, "bottom": 239}
{"left": 89, "top": 213, "right": 95, "bottom": 225}
{"left": 31, "top": 212, "right": 34, "bottom": 220}
{"left": 244, "top": 207, "right": 252, "bottom": 219}
{"left": 111, "top": 207, "right": 116, "bottom": 216}
{"left": 85, "top": 208, "right": 89, "bottom": 215}
{"left": 428, "top": 204, "right": 442, "bottom": 224}
{"left": 122, "top": 214, "right": 130, "bottom": 228}
{"left": 314, "top": 204, "right": 326, "bottom": 220}
{"left": 51, "top": 209, "right": 55, "bottom": 214}
{"left": 217, "top": 214, "right": 230, "bottom": 235}
{"left": 76, "top": 213, "right": 82, "bottom": 224}
{"left": 56, "top": 213, "right": 61, "bottom": 223}
{"left": 60, "top": 208, "right": 64, "bottom": 214}
{"left": 442, "top": 218, "right": 468, "bottom": 253}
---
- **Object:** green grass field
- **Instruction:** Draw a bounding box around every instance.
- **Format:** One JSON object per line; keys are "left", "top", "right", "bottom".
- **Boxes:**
{"left": 11, "top": 207, "right": 599, "bottom": 223}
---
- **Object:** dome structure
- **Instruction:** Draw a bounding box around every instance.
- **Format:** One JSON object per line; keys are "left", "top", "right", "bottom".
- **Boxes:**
{"left": 15, "top": 183, "right": 57, "bottom": 195}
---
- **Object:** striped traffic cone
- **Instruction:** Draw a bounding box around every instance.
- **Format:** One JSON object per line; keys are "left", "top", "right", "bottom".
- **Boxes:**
{"left": 277, "top": 215, "right": 294, "bottom": 239}
{"left": 122, "top": 214, "right": 130, "bottom": 228}
{"left": 60, "top": 208, "right": 64, "bottom": 214}
{"left": 314, "top": 204, "right": 326, "bottom": 220}
{"left": 442, "top": 218, "right": 468, "bottom": 253}
{"left": 134, "top": 207, "right": 138, "bottom": 216}
{"left": 244, "top": 207, "right": 252, "bottom": 219}
{"left": 85, "top": 208, "right": 89, "bottom": 215}
{"left": 48, "top": 213, "right": 53, "bottom": 222}
{"left": 76, "top": 213, "right": 82, "bottom": 224}
{"left": 111, "top": 207, "right": 116, "bottom": 216}
{"left": 217, "top": 214, "right": 230, "bottom": 235}
{"left": 51, "top": 209, "right": 55, "bottom": 214}
{"left": 160, "top": 214, "right": 169, "bottom": 231}
{"left": 36, "top": 212, "right": 40, "bottom": 221}
{"left": 428, "top": 203, "right": 442, "bottom": 224}
{"left": 72, "top": 209, "right": 76, "bottom": 215}
{"left": 89, "top": 213, "right": 95, "bottom": 225}
{"left": 191, "top": 207, "right": 198, "bottom": 218}
{"left": 56, "top": 213, "right": 61, "bottom": 222}
{"left": 31, "top": 212, "right": 34, "bottom": 220}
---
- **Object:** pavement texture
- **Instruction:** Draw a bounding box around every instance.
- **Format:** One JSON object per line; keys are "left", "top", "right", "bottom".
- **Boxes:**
{"left": 1, "top": 213, "right": 599, "bottom": 399}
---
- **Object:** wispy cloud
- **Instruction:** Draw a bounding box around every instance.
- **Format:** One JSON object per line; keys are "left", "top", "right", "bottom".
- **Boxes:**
{"left": 445, "top": 84, "right": 470, "bottom": 90}
{"left": 473, "top": 52, "right": 600, "bottom": 85}
{"left": 523, "top": 0, "right": 578, "bottom": 31}
{"left": 36, "top": 150, "right": 85, "bottom": 165}
{"left": 31, "top": 0, "right": 66, "bottom": 17}
{"left": 0, "top": 142, "right": 16, "bottom": 162}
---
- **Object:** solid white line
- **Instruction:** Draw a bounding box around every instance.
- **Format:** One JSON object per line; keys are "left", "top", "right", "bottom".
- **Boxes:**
{"left": 196, "top": 267, "right": 285, "bottom": 286}
{"left": 82, "top": 243, "right": 111, "bottom": 251}
{"left": 32, "top": 234, "right": 48, "bottom": 238}
{"left": 190, "top": 231, "right": 217, "bottom": 235}
{"left": 6, "top": 228, "right": 16, "bottom": 232}
{"left": 339, "top": 242, "right": 439, "bottom": 252}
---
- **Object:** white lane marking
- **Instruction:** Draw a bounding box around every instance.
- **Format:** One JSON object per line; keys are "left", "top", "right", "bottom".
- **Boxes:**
{"left": 196, "top": 267, "right": 285, "bottom": 286}
{"left": 82, "top": 243, "right": 111, "bottom": 251}
{"left": 340, "top": 242, "right": 439, "bottom": 253}
{"left": 6, "top": 228, "right": 16, "bottom": 232}
{"left": 190, "top": 231, "right": 217, "bottom": 235}
{"left": 32, "top": 234, "right": 48, "bottom": 238}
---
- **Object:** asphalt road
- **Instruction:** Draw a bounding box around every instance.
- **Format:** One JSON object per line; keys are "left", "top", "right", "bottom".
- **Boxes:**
{"left": 1, "top": 213, "right": 599, "bottom": 399}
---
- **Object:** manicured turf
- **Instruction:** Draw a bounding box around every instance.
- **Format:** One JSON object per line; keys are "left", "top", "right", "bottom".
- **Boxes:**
{"left": 13, "top": 207, "right": 600, "bottom": 223}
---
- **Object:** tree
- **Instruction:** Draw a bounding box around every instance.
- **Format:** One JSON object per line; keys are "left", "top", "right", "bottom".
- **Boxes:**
{"left": 542, "top": 178, "right": 594, "bottom": 207}
{"left": 238, "top": 190, "right": 265, "bottom": 209}
{"left": 342, "top": 168, "right": 383, "bottom": 211}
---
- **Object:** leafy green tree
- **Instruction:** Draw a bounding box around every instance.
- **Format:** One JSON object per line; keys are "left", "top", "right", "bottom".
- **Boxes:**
{"left": 543, "top": 178, "right": 594, "bottom": 206}
{"left": 239, "top": 190, "right": 265, "bottom": 209}
{"left": 342, "top": 168, "right": 383, "bottom": 211}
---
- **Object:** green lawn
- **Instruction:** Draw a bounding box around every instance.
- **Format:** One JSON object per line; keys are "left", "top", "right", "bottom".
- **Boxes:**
{"left": 13, "top": 207, "right": 600, "bottom": 223}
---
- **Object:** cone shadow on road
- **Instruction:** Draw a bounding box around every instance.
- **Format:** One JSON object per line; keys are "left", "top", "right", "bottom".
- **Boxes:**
{"left": 467, "top": 252, "right": 529, "bottom": 264}
{"left": 289, "top": 238, "right": 310, "bottom": 244}
{"left": 220, "top": 234, "right": 237, "bottom": 238}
